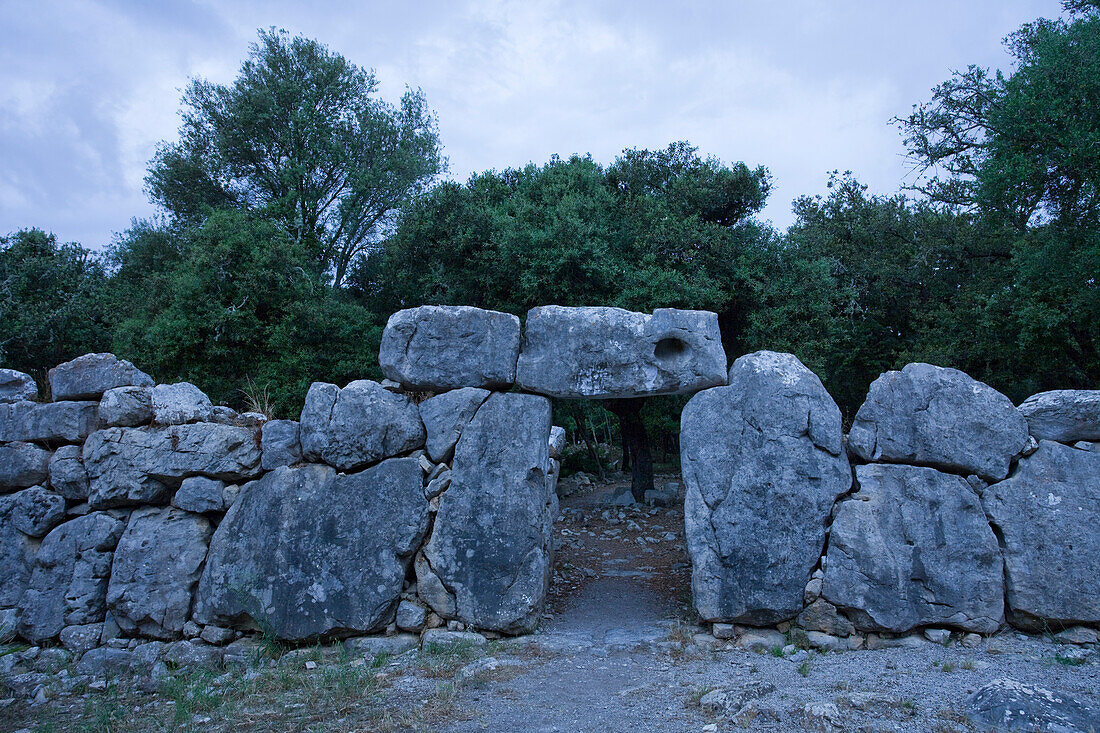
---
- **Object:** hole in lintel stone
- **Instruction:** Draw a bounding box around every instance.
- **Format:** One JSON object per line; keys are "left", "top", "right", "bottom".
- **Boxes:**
{"left": 654, "top": 337, "right": 689, "bottom": 360}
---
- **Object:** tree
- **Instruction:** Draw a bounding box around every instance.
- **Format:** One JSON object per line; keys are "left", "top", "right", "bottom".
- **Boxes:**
{"left": 147, "top": 28, "right": 444, "bottom": 288}
{"left": 0, "top": 229, "right": 109, "bottom": 380}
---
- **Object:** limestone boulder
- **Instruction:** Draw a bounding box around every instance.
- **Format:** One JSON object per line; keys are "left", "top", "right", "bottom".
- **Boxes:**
{"left": 6, "top": 486, "right": 67, "bottom": 538}
{"left": 151, "top": 383, "right": 213, "bottom": 425}
{"left": 172, "top": 476, "right": 226, "bottom": 514}
{"left": 1017, "top": 389, "right": 1100, "bottom": 443}
{"left": 0, "top": 400, "right": 101, "bottom": 443}
{"left": 379, "top": 305, "right": 521, "bottom": 390}
{"left": 516, "top": 306, "right": 726, "bottom": 399}
{"left": 548, "top": 425, "right": 566, "bottom": 459}
{"left": 848, "top": 363, "right": 1029, "bottom": 481}
{"left": 680, "top": 351, "right": 851, "bottom": 624}
{"left": 967, "top": 679, "right": 1100, "bottom": 732}
{"left": 0, "top": 517, "right": 37, "bottom": 607}
{"left": 0, "top": 369, "right": 37, "bottom": 403}
{"left": 0, "top": 442, "right": 50, "bottom": 491}
{"left": 83, "top": 423, "right": 262, "bottom": 509}
{"left": 48, "top": 445, "right": 88, "bottom": 500}
{"left": 981, "top": 440, "right": 1100, "bottom": 629}
{"left": 18, "top": 512, "right": 126, "bottom": 642}
{"left": 48, "top": 353, "right": 153, "bottom": 401}
{"left": 419, "top": 387, "right": 490, "bottom": 463}
{"left": 422, "top": 393, "right": 554, "bottom": 633}
{"left": 299, "top": 380, "right": 424, "bottom": 471}
{"left": 99, "top": 386, "right": 152, "bottom": 427}
{"left": 193, "top": 459, "right": 428, "bottom": 641}
{"left": 260, "top": 419, "right": 301, "bottom": 470}
{"left": 822, "top": 463, "right": 1003, "bottom": 633}
{"left": 107, "top": 507, "right": 213, "bottom": 639}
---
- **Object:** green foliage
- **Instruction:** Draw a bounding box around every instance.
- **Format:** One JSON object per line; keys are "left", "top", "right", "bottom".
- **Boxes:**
{"left": 147, "top": 28, "right": 444, "bottom": 288}
{"left": 0, "top": 228, "right": 109, "bottom": 380}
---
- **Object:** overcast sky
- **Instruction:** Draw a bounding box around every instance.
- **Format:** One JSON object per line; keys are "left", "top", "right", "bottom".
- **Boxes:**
{"left": 0, "top": 0, "right": 1064, "bottom": 249}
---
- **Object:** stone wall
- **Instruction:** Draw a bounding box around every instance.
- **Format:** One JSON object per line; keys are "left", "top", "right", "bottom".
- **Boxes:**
{"left": 1, "top": 304, "right": 1097, "bottom": 662}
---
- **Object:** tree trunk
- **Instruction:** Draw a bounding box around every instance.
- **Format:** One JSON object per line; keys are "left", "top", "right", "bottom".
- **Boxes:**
{"left": 604, "top": 398, "right": 653, "bottom": 503}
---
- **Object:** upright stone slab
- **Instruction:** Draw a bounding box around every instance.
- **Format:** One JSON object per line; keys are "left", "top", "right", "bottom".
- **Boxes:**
{"left": 822, "top": 464, "right": 1003, "bottom": 633}
{"left": 298, "top": 380, "right": 424, "bottom": 471}
{"left": 517, "top": 306, "right": 727, "bottom": 399}
{"left": 48, "top": 445, "right": 88, "bottom": 500}
{"left": 982, "top": 440, "right": 1100, "bottom": 629}
{"left": 419, "top": 387, "right": 490, "bottom": 463}
{"left": 260, "top": 419, "right": 301, "bottom": 470}
{"left": 18, "top": 512, "right": 126, "bottom": 642}
{"left": 0, "top": 514, "right": 37, "bottom": 607}
{"left": 848, "top": 363, "right": 1029, "bottom": 481}
{"left": 193, "top": 460, "right": 428, "bottom": 640}
{"left": 0, "top": 442, "right": 51, "bottom": 492}
{"left": 422, "top": 393, "right": 554, "bottom": 633}
{"left": 48, "top": 353, "right": 153, "bottom": 401}
{"left": 0, "top": 369, "right": 37, "bottom": 403}
{"left": 680, "top": 351, "right": 851, "bottom": 624}
{"left": 379, "top": 306, "right": 521, "bottom": 390}
{"left": 1017, "top": 390, "right": 1100, "bottom": 443}
{"left": 0, "top": 401, "right": 101, "bottom": 443}
{"left": 106, "top": 507, "right": 213, "bottom": 639}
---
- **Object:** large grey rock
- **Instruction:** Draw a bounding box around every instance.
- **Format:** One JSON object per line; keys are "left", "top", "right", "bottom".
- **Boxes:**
{"left": 982, "top": 440, "right": 1100, "bottom": 629}
{"left": 0, "top": 369, "right": 37, "bottom": 403}
{"left": 418, "top": 387, "right": 490, "bottom": 463}
{"left": 822, "top": 463, "right": 1003, "bottom": 633}
{"left": 98, "top": 386, "right": 152, "bottom": 427}
{"left": 0, "top": 515, "right": 37, "bottom": 606}
{"left": 0, "top": 442, "right": 50, "bottom": 491}
{"left": 967, "top": 678, "right": 1100, "bottom": 732}
{"left": 1017, "top": 390, "right": 1100, "bottom": 443}
{"left": 83, "top": 423, "right": 262, "bottom": 509}
{"left": 379, "top": 305, "right": 521, "bottom": 390}
{"left": 516, "top": 306, "right": 726, "bottom": 399}
{"left": 18, "top": 512, "right": 126, "bottom": 642}
{"left": 172, "top": 476, "right": 226, "bottom": 513}
{"left": 193, "top": 459, "right": 428, "bottom": 641}
{"left": 0, "top": 400, "right": 101, "bottom": 443}
{"left": 422, "top": 393, "right": 554, "bottom": 633}
{"left": 6, "top": 486, "right": 67, "bottom": 537}
{"left": 107, "top": 507, "right": 213, "bottom": 639}
{"left": 48, "top": 353, "right": 153, "bottom": 401}
{"left": 680, "top": 351, "right": 851, "bottom": 624}
{"left": 260, "top": 419, "right": 301, "bottom": 470}
{"left": 151, "top": 383, "right": 213, "bottom": 425}
{"left": 848, "top": 363, "right": 1029, "bottom": 481}
{"left": 298, "top": 380, "right": 424, "bottom": 471}
{"left": 47, "top": 445, "right": 87, "bottom": 500}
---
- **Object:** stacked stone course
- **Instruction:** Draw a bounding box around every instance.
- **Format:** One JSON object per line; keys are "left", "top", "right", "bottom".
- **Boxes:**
{"left": 0, "top": 305, "right": 1096, "bottom": 674}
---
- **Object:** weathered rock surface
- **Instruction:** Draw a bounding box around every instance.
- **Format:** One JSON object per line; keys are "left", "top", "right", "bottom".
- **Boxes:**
{"left": 680, "top": 351, "right": 851, "bottom": 624}
{"left": 151, "top": 383, "right": 213, "bottom": 425}
{"left": 848, "top": 363, "right": 1029, "bottom": 481}
{"left": 0, "top": 369, "right": 37, "bottom": 403}
{"left": 48, "top": 353, "right": 153, "bottom": 401}
{"left": 516, "top": 306, "right": 727, "bottom": 399}
{"left": 422, "top": 393, "right": 554, "bottom": 633}
{"left": 967, "top": 678, "right": 1100, "bottom": 732}
{"left": 1017, "top": 389, "right": 1100, "bottom": 443}
{"left": 823, "top": 463, "right": 1004, "bottom": 633}
{"left": 0, "top": 400, "right": 101, "bottom": 443}
{"left": 419, "top": 387, "right": 490, "bottom": 463}
{"left": 0, "top": 516, "right": 37, "bottom": 606}
{"left": 98, "top": 386, "right": 152, "bottom": 427}
{"left": 18, "top": 512, "right": 126, "bottom": 642}
{"left": 6, "top": 486, "right": 67, "bottom": 537}
{"left": 47, "top": 445, "right": 87, "bottom": 500}
{"left": 0, "top": 442, "right": 51, "bottom": 491}
{"left": 194, "top": 459, "right": 428, "bottom": 640}
{"left": 379, "top": 305, "right": 521, "bottom": 390}
{"left": 982, "top": 440, "right": 1100, "bottom": 628}
{"left": 299, "top": 380, "right": 424, "bottom": 471}
{"left": 83, "top": 423, "right": 261, "bottom": 508}
{"left": 172, "top": 476, "right": 226, "bottom": 513}
{"left": 107, "top": 507, "right": 213, "bottom": 639}
{"left": 548, "top": 426, "right": 565, "bottom": 459}
{"left": 260, "top": 419, "right": 301, "bottom": 470}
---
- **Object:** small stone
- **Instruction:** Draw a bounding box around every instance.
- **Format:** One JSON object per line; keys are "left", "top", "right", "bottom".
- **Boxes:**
{"left": 396, "top": 601, "right": 428, "bottom": 632}
{"left": 172, "top": 476, "right": 226, "bottom": 513}
{"left": 161, "top": 640, "right": 224, "bottom": 669}
{"left": 961, "top": 633, "right": 982, "bottom": 648}
{"left": 803, "top": 576, "right": 823, "bottom": 604}
{"left": 60, "top": 624, "right": 104, "bottom": 656}
{"left": 806, "top": 631, "right": 842, "bottom": 651}
{"left": 421, "top": 629, "right": 487, "bottom": 649}
{"left": 1056, "top": 626, "right": 1099, "bottom": 645}
{"left": 0, "top": 369, "right": 37, "bottom": 403}
{"left": 304, "top": 660, "right": 317, "bottom": 670}
{"left": 797, "top": 599, "right": 854, "bottom": 637}
{"left": 343, "top": 634, "right": 419, "bottom": 657}
{"left": 924, "top": 628, "right": 952, "bottom": 644}
{"left": 711, "top": 623, "right": 736, "bottom": 640}
{"left": 734, "top": 629, "right": 785, "bottom": 652}
{"left": 802, "top": 702, "right": 844, "bottom": 732}
{"left": 182, "top": 621, "right": 202, "bottom": 639}
{"left": 98, "top": 386, "right": 152, "bottom": 427}
{"left": 699, "top": 681, "right": 776, "bottom": 716}
{"left": 199, "top": 625, "right": 236, "bottom": 645}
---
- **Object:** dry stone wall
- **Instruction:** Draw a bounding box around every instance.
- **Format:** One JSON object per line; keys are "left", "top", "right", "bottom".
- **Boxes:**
{"left": 0, "top": 305, "right": 1097, "bottom": 666}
